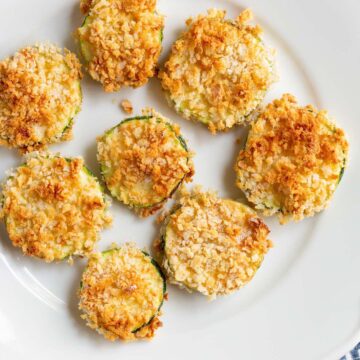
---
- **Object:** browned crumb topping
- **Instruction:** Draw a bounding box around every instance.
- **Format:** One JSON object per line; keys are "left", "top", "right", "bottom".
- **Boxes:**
{"left": 81, "top": 0, "right": 158, "bottom": 14}
{"left": 235, "top": 94, "right": 349, "bottom": 223}
{"left": 159, "top": 9, "right": 277, "bottom": 133}
{"left": 97, "top": 109, "right": 194, "bottom": 216}
{"left": 79, "top": 244, "right": 164, "bottom": 341}
{"left": 161, "top": 189, "right": 271, "bottom": 298}
{"left": 0, "top": 44, "right": 82, "bottom": 151}
{"left": 0, "top": 153, "right": 112, "bottom": 262}
{"left": 121, "top": 99, "right": 133, "bottom": 114}
{"left": 80, "top": 0, "right": 95, "bottom": 13}
{"left": 77, "top": 0, "right": 164, "bottom": 92}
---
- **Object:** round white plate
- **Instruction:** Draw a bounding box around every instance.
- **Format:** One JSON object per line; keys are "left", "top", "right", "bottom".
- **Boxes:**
{"left": 0, "top": 1, "right": 359, "bottom": 359}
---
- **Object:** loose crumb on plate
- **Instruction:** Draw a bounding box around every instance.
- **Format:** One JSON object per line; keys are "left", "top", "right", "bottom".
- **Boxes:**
{"left": 120, "top": 99, "right": 133, "bottom": 114}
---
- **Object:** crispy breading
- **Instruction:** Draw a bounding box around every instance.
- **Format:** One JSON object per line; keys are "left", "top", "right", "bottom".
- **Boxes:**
{"left": 0, "top": 153, "right": 112, "bottom": 262}
{"left": 81, "top": 0, "right": 157, "bottom": 14}
{"left": 97, "top": 109, "right": 194, "bottom": 216}
{"left": 79, "top": 244, "right": 164, "bottom": 341}
{"left": 159, "top": 9, "right": 277, "bottom": 133}
{"left": 77, "top": 0, "right": 164, "bottom": 92}
{"left": 160, "top": 189, "right": 271, "bottom": 298}
{"left": 0, "top": 44, "right": 82, "bottom": 151}
{"left": 235, "top": 94, "right": 349, "bottom": 223}
{"left": 120, "top": 99, "right": 133, "bottom": 114}
{"left": 80, "top": 0, "right": 94, "bottom": 13}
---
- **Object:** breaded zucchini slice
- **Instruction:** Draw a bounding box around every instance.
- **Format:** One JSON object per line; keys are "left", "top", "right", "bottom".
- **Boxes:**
{"left": 159, "top": 9, "right": 277, "bottom": 133}
{"left": 79, "top": 244, "right": 166, "bottom": 341}
{"left": 97, "top": 110, "right": 194, "bottom": 217}
{"left": 0, "top": 153, "right": 112, "bottom": 262}
{"left": 159, "top": 189, "right": 271, "bottom": 298}
{"left": 234, "top": 94, "right": 349, "bottom": 224}
{"left": 0, "top": 44, "right": 82, "bottom": 152}
{"left": 77, "top": 0, "right": 164, "bottom": 92}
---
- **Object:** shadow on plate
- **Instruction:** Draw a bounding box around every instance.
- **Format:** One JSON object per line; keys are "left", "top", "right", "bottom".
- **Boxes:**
{"left": 63, "top": 1, "right": 84, "bottom": 54}
{"left": 66, "top": 259, "right": 110, "bottom": 345}
{"left": 221, "top": 125, "right": 250, "bottom": 202}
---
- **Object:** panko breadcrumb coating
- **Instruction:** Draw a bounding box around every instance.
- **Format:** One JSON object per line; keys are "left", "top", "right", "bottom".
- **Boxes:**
{"left": 121, "top": 99, "right": 133, "bottom": 114}
{"left": 234, "top": 94, "right": 349, "bottom": 224}
{"left": 97, "top": 109, "right": 194, "bottom": 217}
{"left": 0, "top": 153, "right": 112, "bottom": 262}
{"left": 77, "top": 0, "right": 164, "bottom": 92}
{"left": 159, "top": 9, "right": 277, "bottom": 133}
{"left": 158, "top": 188, "right": 271, "bottom": 298}
{"left": 79, "top": 244, "right": 166, "bottom": 341}
{"left": 0, "top": 44, "right": 82, "bottom": 152}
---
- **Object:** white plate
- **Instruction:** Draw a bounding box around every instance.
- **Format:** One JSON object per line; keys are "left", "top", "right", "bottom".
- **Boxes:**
{"left": 0, "top": 0, "right": 359, "bottom": 359}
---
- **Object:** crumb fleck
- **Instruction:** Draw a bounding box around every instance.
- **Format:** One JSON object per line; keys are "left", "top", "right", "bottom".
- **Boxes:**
{"left": 121, "top": 99, "right": 133, "bottom": 114}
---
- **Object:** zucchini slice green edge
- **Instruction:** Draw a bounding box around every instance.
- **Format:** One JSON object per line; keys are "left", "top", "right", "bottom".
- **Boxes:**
{"left": 80, "top": 248, "right": 166, "bottom": 334}
{"left": 238, "top": 126, "right": 347, "bottom": 214}
{"left": 338, "top": 157, "right": 347, "bottom": 185}
{"left": 99, "top": 116, "right": 190, "bottom": 210}
{"left": 1, "top": 157, "right": 105, "bottom": 261}
{"left": 0, "top": 80, "right": 81, "bottom": 147}
{"left": 166, "top": 27, "right": 272, "bottom": 127}
{"left": 172, "top": 90, "right": 266, "bottom": 128}
{"left": 132, "top": 251, "right": 166, "bottom": 333}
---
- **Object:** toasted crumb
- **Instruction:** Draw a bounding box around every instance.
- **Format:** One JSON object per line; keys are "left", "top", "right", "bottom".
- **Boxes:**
{"left": 0, "top": 152, "right": 112, "bottom": 262}
{"left": 234, "top": 94, "right": 349, "bottom": 223}
{"left": 79, "top": 243, "right": 165, "bottom": 341}
{"left": 121, "top": 99, "right": 133, "bottom": 114}
{"left": 80, "top": 0, "right": 94, "bottom": 13}
{"left": 77, "top": 0, "right": 164, "bottom": 92}
{"left": 97, "top": 109, "right": 194, "bottom": 216}
{"left": 159, "top": 8, "right": 277, "bottom": 132}
{"left": 0, "top": 44, "right": 82, "bottom": 151}
{"left": 159, "top": 188, "right": 271, "bottom": 298}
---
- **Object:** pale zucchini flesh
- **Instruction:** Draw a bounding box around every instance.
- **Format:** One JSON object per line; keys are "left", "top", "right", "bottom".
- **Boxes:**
{"left": 99, "top": 117, "right": 190, "bottom": 209}
{"left": 81, "top": 248, "right": 166, "bottom": 334}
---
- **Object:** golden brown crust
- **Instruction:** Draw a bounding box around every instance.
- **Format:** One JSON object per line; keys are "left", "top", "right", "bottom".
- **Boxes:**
{"left": 77, "top": 0, "right": 164, "bottom": 92}
{"left": 97, "top": 109, "right": 194, "bottom": 216}
{"left": 0, "top": 44, "right": 82, "bottom": 151}
{"left": 80, "top": 0, "right": 95, "bottom": 13}
{"left": 81, "top": 0, "right": 158, "bottom": 14}
{"left": 235, "top": 94, "right": 349, "bottom": 223}
{"left": 160, "top": 189, "right": 271, "bottom": 298}
{"left": 0, "top": 153, "right": 112, "bottom": 262}
{"left": 120, "top": 99, "right": 133, "bottom": 114}
{"left": 159, "top": 9, "right": 277, "bottom": 133}
{"left": 79, "top": 244, "right": 164, "bottom": 341}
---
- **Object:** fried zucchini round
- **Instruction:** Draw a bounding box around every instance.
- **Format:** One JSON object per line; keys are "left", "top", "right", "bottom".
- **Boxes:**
{"left": 159, "top": 9, "right": 277, "bottom": 133}
{"left": 0, "top": 153, "right": 112, "bottom": 262}
{"left": 160, "top": 189, "right": 271, "bottom": 298}
{"left": 0, "top": 44, "right": 82, "bottom": 151}
{"left": 234, "top": 94, "right": 349, "bottom": 223}
{"left": 79, "top": 244, "right": 166, "bottom": 341}
{"left": 77, "top": 0, "right": 164, "bottom": 92}
{"left": 97, "top": 111, "right": 194, "bottom": 217}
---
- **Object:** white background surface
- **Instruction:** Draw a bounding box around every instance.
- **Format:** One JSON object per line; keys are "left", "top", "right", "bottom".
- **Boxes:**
{"left": 0, "top": 0, "right": 359, "bottom": 359}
